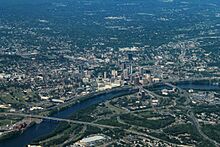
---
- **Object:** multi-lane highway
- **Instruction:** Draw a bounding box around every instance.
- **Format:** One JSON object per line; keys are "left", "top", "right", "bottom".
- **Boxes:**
{"left": 0, "top": 112, "right": 118, "bottom": 129}
{"left": 165, "top": 83, "right": 220, "bottom": 147}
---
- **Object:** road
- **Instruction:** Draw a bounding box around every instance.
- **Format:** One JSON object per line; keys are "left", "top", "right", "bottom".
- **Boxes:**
{"left": 0, "top": 112, "right": 191, "bottom": 147}
{"left": 0, "top": 112, "right": 118, "bottom": 129}
{"left": 1, "top": 79, "right": 220, "bottom": 146}
{"left": 188, "top": 111, "right": 220, "bottom": 147}
{"left": 165, "top": 83, "right": 220, "bottom": 147}
{"left": 164, "top": 82, "right": 191, "bottom": 105}
{"left": 163, "top": 77, "right": 220, "bottom": 84}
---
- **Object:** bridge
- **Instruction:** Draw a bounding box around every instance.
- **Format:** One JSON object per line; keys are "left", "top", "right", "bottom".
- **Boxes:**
{"left": 165, "top": 77, "right": 220, "bottom": 83}
{"left": 0, "top": 113, "right": 118, "bottom": 129}
{"left": 164, "top": 82, "right": 181, "bottom": 90}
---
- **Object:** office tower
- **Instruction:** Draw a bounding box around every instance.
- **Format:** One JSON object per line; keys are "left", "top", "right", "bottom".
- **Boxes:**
{"left": 104, "top": 72, "right": 107, "bottom": 79}
{"left": 123, "top": 69, "right": 129, "bottom": 79}
{"left": 128, "top": 53, "right": 133, "bottom": 61}
{"left": 111, "top": 70, "right": 118, "bottom": 78}
{"left": 129, "top": 65, "right": 133, "bottom": 75}
{"left": 121, "top": 62, "right": 126, "bottom": 70}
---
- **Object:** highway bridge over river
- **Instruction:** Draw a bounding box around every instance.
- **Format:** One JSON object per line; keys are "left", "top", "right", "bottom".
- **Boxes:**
{"left": 0, "top": 112, "right": 118, "bottom": 129}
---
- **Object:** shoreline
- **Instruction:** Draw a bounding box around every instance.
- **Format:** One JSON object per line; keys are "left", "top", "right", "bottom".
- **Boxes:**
{"left": 0, "top": 79, "right": 219, "bottom": 144}
{"left": 42, "top": 85, "right": 136, "bottom": 116}
{"left": 0, "top": 86, "right": 137, "bottom": 143}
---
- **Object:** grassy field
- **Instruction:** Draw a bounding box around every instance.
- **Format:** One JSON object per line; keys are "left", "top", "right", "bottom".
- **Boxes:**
{"left": 202, "top": 124, "right": 220, "bottom": 144}
{"left": 120, "top": 114, "right": 175, "bottom": 129}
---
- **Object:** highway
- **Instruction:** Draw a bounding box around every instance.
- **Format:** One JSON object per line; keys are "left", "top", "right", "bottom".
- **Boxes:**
{"left": 0, "top": 112, "right": 188, "bottom": 146}
{"left": 1, "top": 79, "right": 219, "bottom": 146}
{"left": 164, "top": 82, "right": 192, "bottom": 105}
{"left": 164, "top": 77, "right": 220, "bottom": 84}
{"left": 188, "top": 111, "right": 220, "bottom": 147}
{"left": 1, "top": 112, "right": 187, "bottom": 146}
{"left": 0, "top": 112, "right": 118, "bottom": 129}
{"left": 165, "top": 83, "right": 220, "bottom": 147}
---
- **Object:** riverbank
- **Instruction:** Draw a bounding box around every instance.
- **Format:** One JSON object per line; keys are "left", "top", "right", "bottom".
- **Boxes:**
{"left": 145, "top": 79, "right": 220, "bottom": 91}
{"left": 39, "top": 86, "right": 136, "bottom": 116}
{"left": 0, "top": 121, "right": 36, "bottom": 143}
{"left": 1, "top": 79, "right": 219, "bottom": 147}
{"left": 0, "top": 86, "right": 137, "bottom": 147}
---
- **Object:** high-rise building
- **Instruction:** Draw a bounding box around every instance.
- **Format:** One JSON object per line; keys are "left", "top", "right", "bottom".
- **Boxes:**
{"left": 123, "top": 69, "right": 129, "bottom": 79}
{"left": 121, "top": 62, "right": 126, "bottom": 70}
{"left": 129, "top": 65, "right": 133, "bottom": 75}
{"left": 104, "top": 72, "right": 107, "bottom": 79}
{"left": 111, "top": 70, "right": 118, "bottom": 78}
{"left": 128, "top": 53, "right": 133, "bottom": 61}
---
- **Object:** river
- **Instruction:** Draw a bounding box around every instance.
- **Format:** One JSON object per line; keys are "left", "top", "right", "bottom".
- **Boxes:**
{"left": 0, "top": 88, "right": 136, "bottom": 147}
{"left": 176, "top": 82, "right": 220, "bottom": 91}
{"left": 0, "top": 82, "right": 219, "bottom": 147}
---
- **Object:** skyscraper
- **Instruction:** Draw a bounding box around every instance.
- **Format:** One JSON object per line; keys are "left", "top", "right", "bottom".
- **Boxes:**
{"left": 128, "top": 53, "right": 133, "bottom": 61}
{"left": 111, "top": 70, "right": 118, "bottom": 78}
{"left": 123, "top": 69, "right": 129, "bottom": 79}
{"left": 104, "top": 72, "right": 107, "bottom": 79}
